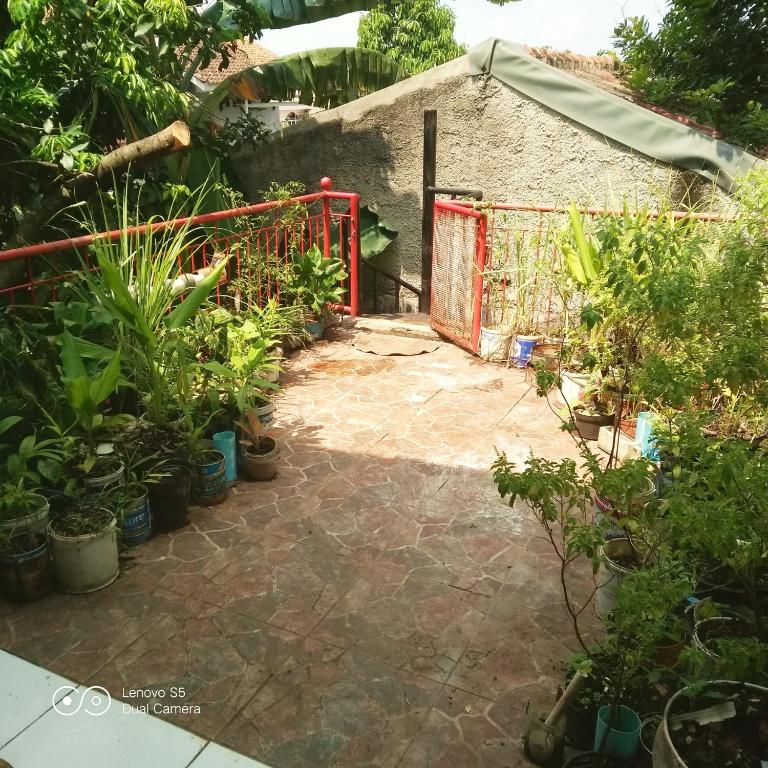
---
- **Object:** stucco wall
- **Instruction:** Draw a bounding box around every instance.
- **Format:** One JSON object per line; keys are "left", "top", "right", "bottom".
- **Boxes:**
{"left": 234, "top": 55, "right": 725, "bottom": 304}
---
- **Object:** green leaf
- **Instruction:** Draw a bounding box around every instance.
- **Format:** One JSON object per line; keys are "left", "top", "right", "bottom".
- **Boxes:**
{"left": 59, "top": 331, "right": 88, "bottom": 380}
{"left": 0, "top": 416, "right": 22, "bottom": 436}
{"left": 90, "top": 349, "right": 122, "bottom": 406}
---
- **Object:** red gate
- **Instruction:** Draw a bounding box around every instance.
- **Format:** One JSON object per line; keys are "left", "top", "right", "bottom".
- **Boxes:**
{"left": 430, "top": 200, "right": 487, "bottom": 353}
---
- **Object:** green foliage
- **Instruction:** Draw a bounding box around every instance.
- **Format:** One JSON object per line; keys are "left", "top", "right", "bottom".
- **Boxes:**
{"left": 59, "top": 332, "right": 125, "bottom": 448}
{"left": 358, "top": 0, "right": 466, "bottom": 74}
{"left": 614, "top": 3, "right": 768, "bottom": 149}
{"left": 284, "top": 245, "right": 347, "bottom": 317}
{"left": 227, "top": 47, "right": 409, "bottom": 109}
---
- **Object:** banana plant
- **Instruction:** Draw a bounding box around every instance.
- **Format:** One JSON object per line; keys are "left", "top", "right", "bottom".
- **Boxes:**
{"left": 59, "top": 331, "right": 126, "bottom": 453}
{"left": 561, "top": 203, "right": 602, "bottom": 287}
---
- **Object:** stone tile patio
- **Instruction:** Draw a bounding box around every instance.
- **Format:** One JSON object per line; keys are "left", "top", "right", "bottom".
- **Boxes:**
{"left": 0, "top": 326, "right": 593, "bottom": 768}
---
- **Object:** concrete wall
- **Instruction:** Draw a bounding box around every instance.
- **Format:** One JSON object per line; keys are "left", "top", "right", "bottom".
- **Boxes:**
{"left": 233, "top": 56, "right": 725, "bottom": 305}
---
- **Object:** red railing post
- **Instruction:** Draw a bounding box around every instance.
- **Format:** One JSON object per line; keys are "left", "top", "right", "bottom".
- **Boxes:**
{"left": 320, "top": 176, "right": 332, "bottom": 260}
{"left": 471, "top": 212, "right": 488, "bottom": 354}
{"left": 349, "top": 193, "right": 361, "bottom": 317}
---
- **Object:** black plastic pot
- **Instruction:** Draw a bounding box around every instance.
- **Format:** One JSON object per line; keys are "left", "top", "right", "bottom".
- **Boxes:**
{"left": 565, "top": 753, "right": 639, "bottom": 767}
{"left": 568, "top": 700, "right": 600, "bottom": 751}
{"left": 149, "top": 464, "right": 192, "bottom": 532}
{"left": 574, "top": 411, "right": 616, "bottom": 441}
{"left": 0, "top": 532, "right": 54, "bottom": 603}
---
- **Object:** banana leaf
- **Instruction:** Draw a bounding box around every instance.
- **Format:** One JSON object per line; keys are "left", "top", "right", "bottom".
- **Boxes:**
{"left": 227, "top": 47, "right": 408, "bottom": 109}
{"left": 330, "top": 204, "right": 397, "bottom": 263}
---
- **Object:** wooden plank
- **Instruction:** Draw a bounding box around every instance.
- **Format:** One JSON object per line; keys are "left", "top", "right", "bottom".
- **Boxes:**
{"left": 420, "top": 109, "right": 437, "bottom": 313}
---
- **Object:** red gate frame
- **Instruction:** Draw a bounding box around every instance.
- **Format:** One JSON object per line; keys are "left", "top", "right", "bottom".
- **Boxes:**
{"left": 430, "top": 200, "right": 488, "bottom": 354}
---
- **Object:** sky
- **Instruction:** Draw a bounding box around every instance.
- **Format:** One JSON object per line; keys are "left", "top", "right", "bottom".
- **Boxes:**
{"left": 259, "top": 0, "right": 666, "bottom": 58}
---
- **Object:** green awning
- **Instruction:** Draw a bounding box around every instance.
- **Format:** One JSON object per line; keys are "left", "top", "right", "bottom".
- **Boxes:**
{"left": 467, "top": 39, "right": 763, "bottom": 192}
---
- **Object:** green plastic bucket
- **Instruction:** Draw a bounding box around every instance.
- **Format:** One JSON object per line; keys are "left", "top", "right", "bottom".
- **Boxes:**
{"left": 594, "top": 704, "right": 641, "bottom": 759}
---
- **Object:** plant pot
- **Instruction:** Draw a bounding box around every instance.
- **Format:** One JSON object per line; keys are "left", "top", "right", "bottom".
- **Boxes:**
{"left": 243, "top": 437, "right": 280, "bottom": 481}
{"left": 119, "top": 484, "right": 151, "bottom": 546}
{"left": 565, "top": 753, "right": 640, "bottom": 767}
{"left": 654, "top": 635, "right": 685, "bottom": 667}
{"left": 212, "top": 430, "right": 238, "bottom": 483}
{"left": 575, "top": 411, "right": 616, "bottom": 441}
{"left": 306, "top": 313, "right": 324, "bottom": 340}
{"left": 531, "top": 347, "right": 560, "bottom": 371}
{"left": 620, "top": 418, "right": 638, "bottom": 439}
{"left": 192, "top": 450, "right": 228, "bottom": 507}
{"left": 596, "top": 538, "right": 639, "bottom": 619}
{"left": 0, "top": 532, "right": 54, "bottom": 603}
{"left": 251, "top": 401, "right": 276, "bottom": 431}
{"left": 83, "top": 458, "right": 125, "bottom": 499}
{"left": 692, "top": 616, "right": 752, "bottom": 659}
{"left": 561, "top": 371, "right": 591, "bottom": 407}
{"left": 595, "top": 705, "right": 642, "bottom": 760}
{"left": 479, "top": 326, "right": 511, "bottom": 362}
{"left": 593, "top": 477, "right": 656, "bottom": 520}
{"left": 652, "top": 681, "right": 768, "bottom": 768}
{"left": 149, "top": 464, "right": 192, "bottom": 531}
{"left": 48, "top": 514, "right": 119, "bottom": 594}
{"left": 568, "top": 700, "right": 601, "bottom": 751}
{"left": 0, "top": 494, "right": 50, "bottom": 537}
{"left": 640, "top": 717, "right": 660, "bottom": 767}
{"left": 511, "top": 334, "right": 541, "bottom": 368}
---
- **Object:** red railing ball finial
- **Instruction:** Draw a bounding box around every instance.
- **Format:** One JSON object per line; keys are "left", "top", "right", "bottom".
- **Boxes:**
{"left": 320, "top": 176, "right": 333, "bottom": 191}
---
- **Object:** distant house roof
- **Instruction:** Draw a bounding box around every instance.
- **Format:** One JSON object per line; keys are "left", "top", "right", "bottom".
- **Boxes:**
{"left": 195, "top": 39, "right": 277, "bottom": 86}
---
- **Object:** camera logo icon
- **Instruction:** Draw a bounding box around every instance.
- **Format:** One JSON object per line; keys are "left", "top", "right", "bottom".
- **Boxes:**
{"left": 52, "top": 685, "right": 112, "bottom": 717}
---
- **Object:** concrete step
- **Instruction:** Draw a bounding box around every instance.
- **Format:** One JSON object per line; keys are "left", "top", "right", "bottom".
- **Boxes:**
{"left": 348, "top": 313, "right": 441, "bottom": 341}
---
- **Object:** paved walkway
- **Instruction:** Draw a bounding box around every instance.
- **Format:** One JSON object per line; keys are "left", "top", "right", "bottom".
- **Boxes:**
{"left": 1, "top": 327, "right": 590, "bottom": 768}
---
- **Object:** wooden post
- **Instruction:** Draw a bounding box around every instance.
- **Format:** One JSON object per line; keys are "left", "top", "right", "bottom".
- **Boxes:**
{"left": 420, "top": 109, "right": 437, "bottom": 314}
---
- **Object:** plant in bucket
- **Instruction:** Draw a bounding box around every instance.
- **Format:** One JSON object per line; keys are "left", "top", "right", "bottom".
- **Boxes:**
{"left": 479, "top": 256, "right": 513, "bottom": 362}
{"left": 238, "top": 408, "right": 280, "bottom": 481}
{"left": 0, "top": 418, "right": 71, "bottom": 603}
{"left": 47, "top": 501, "right": 119, "bottom": 594}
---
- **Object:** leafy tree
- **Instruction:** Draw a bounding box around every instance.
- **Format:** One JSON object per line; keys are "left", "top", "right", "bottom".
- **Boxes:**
{"left": 358, "top": 0, "right": 466, "bottom": 74}
{"left": 614, "top": 2, "right": 768, "bottom": 150}
{"left": 0, "top": 0, "right": 399, "bottom": 250}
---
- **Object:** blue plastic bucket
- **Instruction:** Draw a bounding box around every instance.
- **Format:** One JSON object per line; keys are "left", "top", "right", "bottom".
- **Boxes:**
{"left": 594, "top": 704, "right": 641, "bottom": 759}
{"left": 213, "top": 430, "right": 237, "bottom": 483}
{"left": 512, "top": 335, "right": 538, "bottom": 368}
{"left": 193, "top": 450, "right": 228, "bottom": 506}
{"left": 121, "top": 486, "right": 151, "bottom": 545}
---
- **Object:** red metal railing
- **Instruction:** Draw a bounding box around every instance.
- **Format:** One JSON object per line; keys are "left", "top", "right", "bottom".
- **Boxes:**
{"left": 0, "top": 177, "right": 360, "bottom": 316}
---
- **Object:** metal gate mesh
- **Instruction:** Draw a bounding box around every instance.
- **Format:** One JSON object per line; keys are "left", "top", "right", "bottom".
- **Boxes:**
{"left": 431, "top": 206, "right": 480, "bottom": 350}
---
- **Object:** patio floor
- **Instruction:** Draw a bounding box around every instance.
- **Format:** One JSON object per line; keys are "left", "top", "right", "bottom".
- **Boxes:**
{"left": 0, "top": 326, "right": 595, "bottom": 768}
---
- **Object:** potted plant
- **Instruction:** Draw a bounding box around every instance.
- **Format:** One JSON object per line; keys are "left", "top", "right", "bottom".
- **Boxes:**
{"left": 238, "top": 408, "right": 279, "bottom": 481}
{"left": 149, "top": 461, "right": 192, "bottom": 531}
{"left": 113, "top": 482, "right": 151, "bottom": 546}
{"left": 479, "top": 260, "right": 513, "bottom": 362}
{"left": 653, "top": 681, "right": 767, "bottom": 768}
{"left": 0, "top": 524, "right": 54, "bottom": 603}
{"left": 47, "top": 503, "right": 119, "bottom": 593}
{"left": 284, "top": 245, "right": 347, "bottom": 341}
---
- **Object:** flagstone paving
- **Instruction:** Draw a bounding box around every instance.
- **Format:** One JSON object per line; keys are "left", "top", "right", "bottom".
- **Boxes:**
{"left": 0, "top": 326, "right": 594, "bottom": 768}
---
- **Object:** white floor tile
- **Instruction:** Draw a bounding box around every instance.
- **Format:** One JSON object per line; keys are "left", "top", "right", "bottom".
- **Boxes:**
{"left": 0, "top": 651, "right": 75, "bottom": 748}
{"left": 0, "top": 683, "right": 205, "bottom": 768}
{"left": 188, "top": 743, "right": 272, "bottom": 768}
